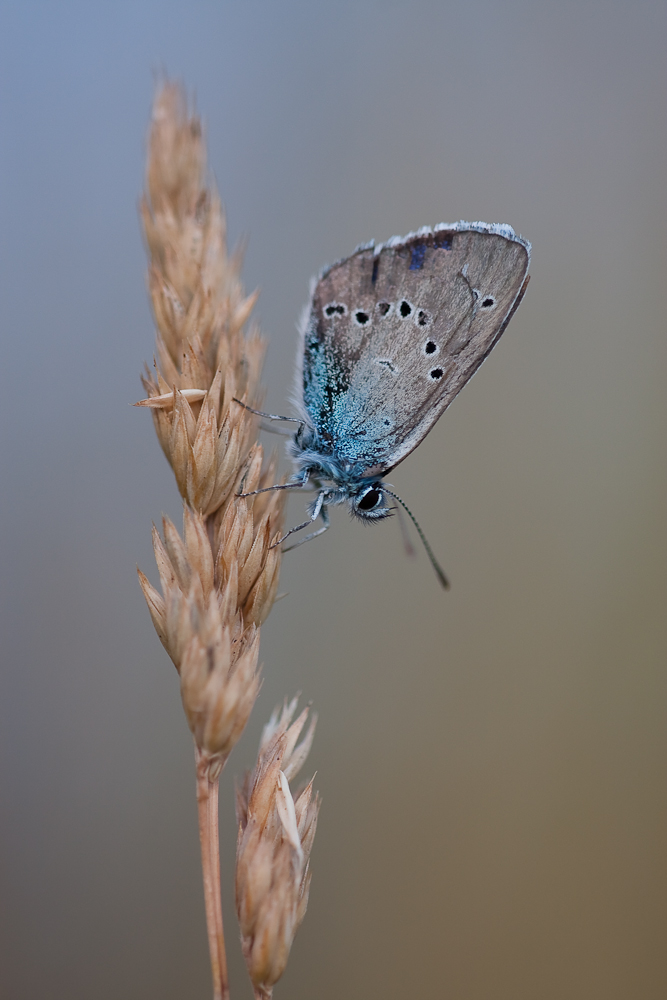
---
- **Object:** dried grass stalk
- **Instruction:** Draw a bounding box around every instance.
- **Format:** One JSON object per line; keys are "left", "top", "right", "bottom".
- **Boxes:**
{"left": 136, "top": 82, "right": 300, "bottom": 1000}
{"left": 137, "top": 82, "right": 285, "bottom": 775}
{"left": 236, "top": 699, "right": 321, "bottom": 999}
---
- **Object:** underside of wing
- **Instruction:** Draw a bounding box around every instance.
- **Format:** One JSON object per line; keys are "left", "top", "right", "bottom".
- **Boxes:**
{"left": 300, "top": 222, "right": 530, "bottom": 475}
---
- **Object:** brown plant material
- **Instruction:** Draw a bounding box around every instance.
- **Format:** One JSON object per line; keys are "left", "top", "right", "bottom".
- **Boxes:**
{"left": 136, "top": 82, "right": 289, "bottom": 1000}
{"left": 137, "top": 496, "right": 282, "bottom": 776}
{"left": 236, "top": 699, "right": 320, "bottom": 998}
{"left": 138, "top": 81, "right": 265, "bottom": 517}
{"left": 137, "top": 81, "right": 285, "bottom": 773}
{"left": 196, "top": 747, "right": 227, "bottom": 1000}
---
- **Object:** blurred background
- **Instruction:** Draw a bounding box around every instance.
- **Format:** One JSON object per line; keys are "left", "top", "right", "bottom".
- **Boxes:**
{"left": 1, "top": 2, "right": 666, "bottom": 998}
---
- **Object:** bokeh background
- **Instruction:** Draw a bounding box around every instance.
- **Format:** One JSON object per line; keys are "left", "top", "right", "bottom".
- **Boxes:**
{"left": 1, "top": 2, "right": 666, "bottom": 998}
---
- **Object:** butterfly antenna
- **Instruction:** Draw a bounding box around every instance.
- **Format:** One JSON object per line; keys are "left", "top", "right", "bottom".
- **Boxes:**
{"left": 383, "top": 488, "right": 450, "bottom": 590}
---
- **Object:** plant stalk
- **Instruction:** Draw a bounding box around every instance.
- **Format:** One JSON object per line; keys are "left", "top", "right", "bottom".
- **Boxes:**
{"left": 195, "top": 746, "right": 229, "bottom": 1000}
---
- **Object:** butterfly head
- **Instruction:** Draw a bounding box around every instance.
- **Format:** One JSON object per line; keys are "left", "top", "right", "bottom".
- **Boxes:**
{"left": 293, "top": 447, "right": 394, "bottom": 522}
{"left": 302, "top": 475, "right": 393, "bottom": 522}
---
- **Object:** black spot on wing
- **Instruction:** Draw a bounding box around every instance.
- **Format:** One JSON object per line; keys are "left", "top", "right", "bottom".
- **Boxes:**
{"left": 324, "top": 302, "right": 347, "bottom": 318}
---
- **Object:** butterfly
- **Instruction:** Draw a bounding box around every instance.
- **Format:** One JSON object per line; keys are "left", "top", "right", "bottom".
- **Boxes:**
{"left": 240, "top": 221, "right": 530, "bottom": 587}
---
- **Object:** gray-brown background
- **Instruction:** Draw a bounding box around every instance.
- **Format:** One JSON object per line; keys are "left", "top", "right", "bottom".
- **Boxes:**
{"left": 1, "top": 2, "right": 666, "bottom": 997}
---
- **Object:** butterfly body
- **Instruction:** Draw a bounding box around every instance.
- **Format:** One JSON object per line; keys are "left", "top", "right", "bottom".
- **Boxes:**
{"left": 286, "top": 221, "right": 531, "bottom": 530}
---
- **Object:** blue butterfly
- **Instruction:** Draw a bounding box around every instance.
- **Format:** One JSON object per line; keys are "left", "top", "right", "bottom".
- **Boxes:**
{"left": 239, "top": 221, "right": 530, "bottom": 587}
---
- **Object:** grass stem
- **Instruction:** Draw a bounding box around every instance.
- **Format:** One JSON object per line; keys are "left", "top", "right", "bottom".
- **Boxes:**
{"left": 196, "top": 746, "right": 229, "bottom": 1000}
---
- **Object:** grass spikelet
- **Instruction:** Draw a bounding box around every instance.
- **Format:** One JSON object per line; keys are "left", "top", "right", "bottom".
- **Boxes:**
{"left": 236, "top": 700, "right": 320, "bottom": 999}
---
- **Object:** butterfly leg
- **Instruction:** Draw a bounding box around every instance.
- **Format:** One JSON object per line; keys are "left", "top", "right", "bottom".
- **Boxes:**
{"left": 394, "top": 503, "right": 416, "bottom": 558}
{"left": 270, "top": 491, "right": 328, "bottom": 549}
{"left": 238, "top": 480, "right": 307, "bottom": 499}
{"left": 232, "top": 398, "right": 305, "bottom": 434}
{"left": 259, "top": 422, "right": 294, "bottom": 437}
{"left": 281, "top": 505, "right": 330, "bottom": 552}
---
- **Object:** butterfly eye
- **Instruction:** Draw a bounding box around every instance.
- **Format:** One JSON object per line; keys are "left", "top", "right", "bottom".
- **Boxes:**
{"left": 357, "top": 488, "right": 382, "bottom": 511}
{"left": 398, "top": 300, "right": 413, "bottom": 318}
{"left": 416, "top": 310, "right": 429, "bottom": 326}
{"left": 430, "top": 367, "right": 444, "bottom": 380}
{"left": 354, "top": 310, "right": 370, "bottom": 326}
{"left": 481, "top": 296, "right": 496, "bottom": 309}
{"left": 377, "top": 301, "right": 391, "bottom": 316}
{"left": 423, "top": 340, "right": 439, "bottom": 356}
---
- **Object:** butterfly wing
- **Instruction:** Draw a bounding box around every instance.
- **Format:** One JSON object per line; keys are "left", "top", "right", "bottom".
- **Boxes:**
{"left": 300, "top": 222, "right": 530, "bottom": 476}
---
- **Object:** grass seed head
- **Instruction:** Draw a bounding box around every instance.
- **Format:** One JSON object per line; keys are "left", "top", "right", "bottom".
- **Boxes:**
{"left": 235, "top": 700, "right": 321, "bottom": 993}
{"left": 137, "top": 82, "right": 286, "bottom": 772}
